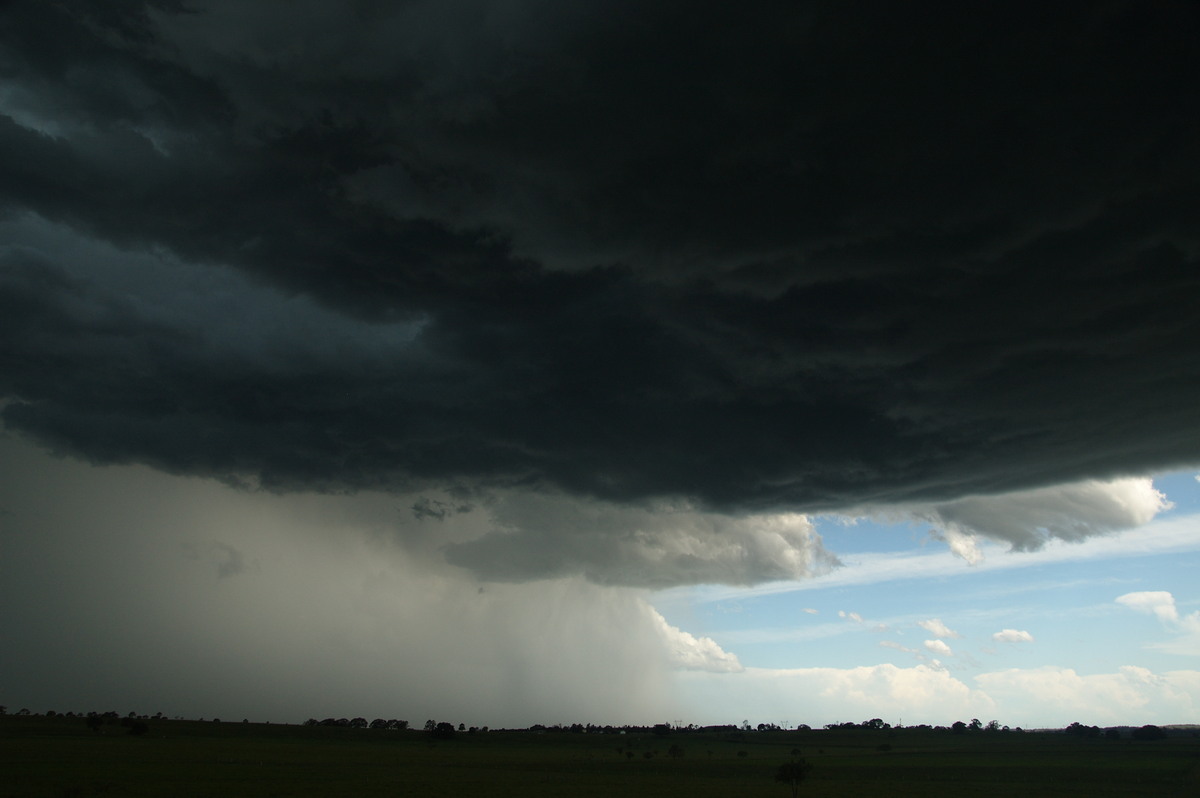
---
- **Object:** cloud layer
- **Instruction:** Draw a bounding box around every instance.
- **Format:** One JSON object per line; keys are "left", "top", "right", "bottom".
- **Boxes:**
{"left": 1, "top": 1, "right": 1199, "bottom": 523}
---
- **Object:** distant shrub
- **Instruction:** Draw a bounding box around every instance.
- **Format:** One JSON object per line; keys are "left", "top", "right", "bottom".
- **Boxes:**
{"left": 1132, "top": 725, "right": 1166, "bottom": 741}
{"left": 1065, "top": 722, "right": 1101, "bottom": 738}
{"left": 775, "top": 758, "right": 812, "bottom": 798}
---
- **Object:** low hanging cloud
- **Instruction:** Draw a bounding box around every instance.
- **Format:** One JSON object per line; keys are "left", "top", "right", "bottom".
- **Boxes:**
{"left": 411, "top": 497, "right": 474, "bottom": 522}
{"left": 898, "top": 478, "right": 1172, "bottom": 563}
{"left": 993, "top": 629, "right": 1035, "bottom": 644}
{"left": 443, "top": 493, "right": 840, "bottom": 588}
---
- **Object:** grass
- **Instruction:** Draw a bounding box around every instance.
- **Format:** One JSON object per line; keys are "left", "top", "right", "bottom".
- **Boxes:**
{"left": 2, "top": 715, "right": 1198, "bottom": 797}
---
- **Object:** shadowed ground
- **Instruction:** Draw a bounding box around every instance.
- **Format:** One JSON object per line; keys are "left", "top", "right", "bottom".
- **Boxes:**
{"left": 2, "top": 715, "right": 1198, "bottom": 797}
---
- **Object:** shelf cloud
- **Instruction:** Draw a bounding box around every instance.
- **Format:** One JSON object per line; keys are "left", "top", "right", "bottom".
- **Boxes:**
{"left": 1, "top": 1, "right": 1197, "bottom": 587}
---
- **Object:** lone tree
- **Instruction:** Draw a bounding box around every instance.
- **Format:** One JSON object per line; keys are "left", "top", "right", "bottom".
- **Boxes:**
{"left": 775, "top": 758, "right": 812, "bottom": 798}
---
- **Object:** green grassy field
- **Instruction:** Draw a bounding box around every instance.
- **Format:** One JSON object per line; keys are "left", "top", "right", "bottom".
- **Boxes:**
{"left": 2, "top": 715, "right": 1198, "bottom": 797}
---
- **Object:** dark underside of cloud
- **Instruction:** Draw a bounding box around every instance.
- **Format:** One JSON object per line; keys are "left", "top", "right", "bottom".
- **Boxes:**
{"left": 2, "top": 0, "right": 1199, "bottom": 514}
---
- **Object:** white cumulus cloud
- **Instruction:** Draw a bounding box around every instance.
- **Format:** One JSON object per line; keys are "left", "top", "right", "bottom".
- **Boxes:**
{"left": 992, "top": 629, "right": 1034, "bottom": 644}
{"left": 924, "top": 639, "right": 953, "bottom": 656}
{"left": 676, "top": 663, "right": 996, "bottom": 726}
{"left": 649, "top": 608, "right": 744, "bottom": 673}
{"left": 1116, "top": 591, "right": 1179, "bottom": 623}
{"left": 975, "top": 666, "right": 1200, "bottom": 726}
{"left": 918, "top": 618, "right": 960, "bottom": 639}
{"left": 1116, "top": 591, "right": 1200, "bottom": 656}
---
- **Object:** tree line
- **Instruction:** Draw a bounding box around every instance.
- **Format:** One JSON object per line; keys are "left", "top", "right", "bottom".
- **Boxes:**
{"left": 0, "top": 706, "right": 1182, "bottom": 741}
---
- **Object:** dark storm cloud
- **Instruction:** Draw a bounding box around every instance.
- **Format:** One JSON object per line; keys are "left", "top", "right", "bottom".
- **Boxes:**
{"left": 411, "top": 496, "right": 473, "bottom": 522}
{"left": 2, "top": 1, "right": 1199, "bottom": 514}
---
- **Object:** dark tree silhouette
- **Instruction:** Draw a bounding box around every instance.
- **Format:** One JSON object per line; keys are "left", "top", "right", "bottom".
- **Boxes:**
{"left": 1132, "top": 725, "right": 1166, "bottom": 741}
{"left": 775, "top": 759, "right": 812, "bottom": 798}
{"left": 429, "top": 721, "right": 456, "bottom": 740}
{"left": 1065, "top": 721, "right": 1101, "bottom": 738}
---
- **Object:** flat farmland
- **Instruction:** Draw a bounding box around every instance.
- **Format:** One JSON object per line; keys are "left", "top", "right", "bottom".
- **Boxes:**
{"left": 2, "top": 716, "right": 1197, "bottom": 797}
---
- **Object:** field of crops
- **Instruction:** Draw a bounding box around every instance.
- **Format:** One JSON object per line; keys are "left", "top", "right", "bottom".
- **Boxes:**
{"left": 2, "top": 714, "right": 1198, "bottom": 797}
